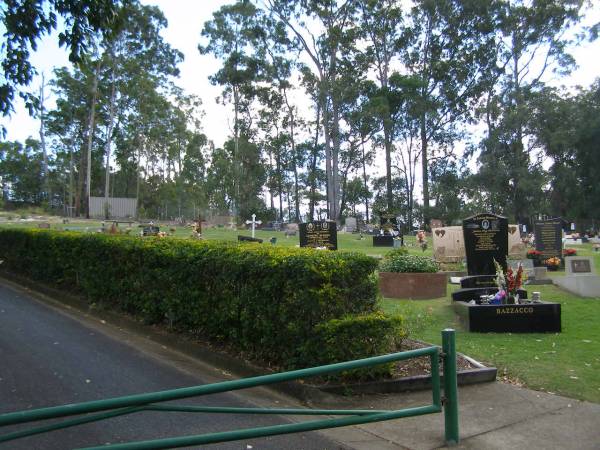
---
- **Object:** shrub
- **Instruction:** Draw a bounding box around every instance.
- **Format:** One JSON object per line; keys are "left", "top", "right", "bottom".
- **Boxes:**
{"left": 304, "top": 313, "right": 406, "bottom": 380}
{"left": 379, "top": 252, "right": 439, "bottom": 273}
{"left": 0, "top": 229, "right": 386, "bottom": 371}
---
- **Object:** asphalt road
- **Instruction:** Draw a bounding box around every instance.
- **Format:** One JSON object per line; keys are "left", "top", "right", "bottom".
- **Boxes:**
{"left": 0, "top": 283, "right": 344, "bottom": 450}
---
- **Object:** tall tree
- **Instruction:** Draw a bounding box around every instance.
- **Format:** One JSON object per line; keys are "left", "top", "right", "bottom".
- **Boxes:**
{"left": 401, "top": 0, "right": 498, "bottom": 228}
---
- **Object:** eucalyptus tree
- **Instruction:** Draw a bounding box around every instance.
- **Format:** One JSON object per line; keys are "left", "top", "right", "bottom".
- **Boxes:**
{"left": 266, "top": 0, "right": 359, "bottom": 222}
{"left": 0, "top": 0, "right": 119, "bottom": 128}
{"left": 199, "top": 0, "right": 267, "bottom": 218}
{"left": 400, "top": 0, "right": 499, "bottom": 228}
{"left": 476, "top": 0, "right": 589, "bottom": 222}
{"left": 357, "top": 0, "right": 403, "bottom": 212}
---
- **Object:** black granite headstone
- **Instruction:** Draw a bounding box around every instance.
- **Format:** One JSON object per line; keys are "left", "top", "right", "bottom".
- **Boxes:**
{"left": 463, "top": 213, "right": 508, "bottom": 275}
{"left": 299, "top": 221, "right": 337, "bottom": 250}
{"left": 372, "top": 235, "right": 395, "bottom": 247}
{"left": 534, "top": 219, "right": 563, "bottom": 260}
{"left": 454, "top": 301, "right": 561, "bottom": 333}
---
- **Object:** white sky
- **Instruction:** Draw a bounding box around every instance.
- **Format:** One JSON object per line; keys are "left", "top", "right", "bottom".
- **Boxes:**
{"left": 1, "top": 0, "right": 599, "bottom": 176}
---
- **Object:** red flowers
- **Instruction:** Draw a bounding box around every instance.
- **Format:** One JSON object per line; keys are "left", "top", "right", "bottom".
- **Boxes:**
{"left": 505, "top": 264, "right": 523, "bottom": 295}
{"left": 563, "top": 248, "right": 577, "bottom": 256}
{"left": 527, "top": 249, "right": 542, "bottom": 259}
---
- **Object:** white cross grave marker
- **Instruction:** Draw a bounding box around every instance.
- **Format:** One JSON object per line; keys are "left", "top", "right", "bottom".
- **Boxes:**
{"left": 245, "top": 214, "right": 262, "bottom": 238}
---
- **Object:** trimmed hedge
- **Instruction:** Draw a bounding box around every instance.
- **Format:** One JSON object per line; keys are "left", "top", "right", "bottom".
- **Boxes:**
{"left": 0, "top": 229, "right": 404, "bottom": 375}
{"left": 304, "top": 312, "right": 405, "bottom": 381}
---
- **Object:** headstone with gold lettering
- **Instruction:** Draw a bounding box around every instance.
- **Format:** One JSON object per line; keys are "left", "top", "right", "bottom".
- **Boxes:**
{"left": 534, "top": 218, "right": 563, "bottom": 261}
{"left": 463, "top": 213, "right": 508, "bottom": 275}
{"left": 299, "top": 220, "right": 337, "bottom": 250}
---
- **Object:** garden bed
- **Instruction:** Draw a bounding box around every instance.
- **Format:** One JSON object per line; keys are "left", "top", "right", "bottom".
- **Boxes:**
{"left": 315, "top": 338, "right": 497, "bottom": 395}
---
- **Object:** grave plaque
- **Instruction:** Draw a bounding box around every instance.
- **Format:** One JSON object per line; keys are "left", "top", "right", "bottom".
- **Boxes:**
{"left": 463, "top": 213, "right": 508, "bottom": 275}
{"left": 534, "top": 219, "right": 563, "bottom": 260}
{"left": 565, "top": 257, "right": 595, "bottom": 276}
{"left": 299, "top": 220, "right": 337, "bottom": 250}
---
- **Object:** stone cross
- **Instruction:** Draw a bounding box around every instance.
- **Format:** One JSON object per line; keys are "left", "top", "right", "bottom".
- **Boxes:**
{"left": 245, "top": 214, "right": 262, "bottom": 238}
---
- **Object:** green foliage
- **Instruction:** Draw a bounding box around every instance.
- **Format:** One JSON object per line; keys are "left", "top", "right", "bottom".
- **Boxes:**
{"left": 380, "top": 251, "right": 439, "bottom": 273}
{"left": 0, "top": 229, "right": 389, "bottom": 371}
{"left": 304, "top": 313, "right": 406, "bottom": 381}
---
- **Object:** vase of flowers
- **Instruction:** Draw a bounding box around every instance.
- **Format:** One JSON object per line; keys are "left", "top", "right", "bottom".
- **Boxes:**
{"left": 494, "top": 259, "right": 525, "bottom": 304}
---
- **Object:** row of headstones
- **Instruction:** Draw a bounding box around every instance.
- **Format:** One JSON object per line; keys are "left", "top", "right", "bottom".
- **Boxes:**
{"left": 433, "top": 217, "right": 568, "bottom": 262}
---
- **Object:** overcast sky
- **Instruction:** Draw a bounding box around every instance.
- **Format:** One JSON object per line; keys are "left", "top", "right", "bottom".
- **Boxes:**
{"left": 1, "top": 0, "right": 599, "bottom": 153}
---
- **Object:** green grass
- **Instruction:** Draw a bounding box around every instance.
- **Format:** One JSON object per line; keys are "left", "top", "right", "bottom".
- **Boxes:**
{"left": 382, "top": 283, "right": 600, "bottom": 403}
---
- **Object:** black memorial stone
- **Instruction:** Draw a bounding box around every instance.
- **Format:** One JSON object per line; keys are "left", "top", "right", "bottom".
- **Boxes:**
{"left": 460, "top": 275, "right": 497, "bottom": 289}
{"left": 373, "top": 235, "right": 395, "bottom": 247}
{"left": 534, "top": 218, "right": 563, "bottom": 261}
{"left": 238, "top": 235, "right": 263, "bottom": 243}
{"left": 452, "top": 287, "right": 527, "bottom": 302}
{"left": 463, "top": 213, "right": 508, "bottom": 275}
{"left": 454, "top": 301, "right": 561, "bottom": 333}
{"left": 299, "top": 221, "right": 337, "bottom": 250}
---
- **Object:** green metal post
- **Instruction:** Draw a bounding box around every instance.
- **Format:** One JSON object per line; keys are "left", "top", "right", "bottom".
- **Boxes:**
{"left": 442, "top": 328, "right": 459, "bottom": 445}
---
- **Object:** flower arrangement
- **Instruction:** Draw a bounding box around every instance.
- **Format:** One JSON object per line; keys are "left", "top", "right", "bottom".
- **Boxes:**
{"left": 526, "top": 249, "right": 542, "bottom": 259}
{"left": 545, "top": 256, "right": 561, "bottom": 269}
{"left": 563, "top": 248, "right": 577, "bottom": 257}
{"left": 493, "top": 259, "right": 525, "bottom": 304}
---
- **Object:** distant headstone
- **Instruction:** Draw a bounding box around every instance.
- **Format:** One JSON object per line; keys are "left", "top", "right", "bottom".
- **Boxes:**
{"left": 508, "top": 224, "right": 526, "bottom": 258}
{"left": 373, "top": 235, "right": 394, "bottom": 247}
{"left": 38, "top": 222, "right": 51, "bottom": 229}
{"left": 238, "top": 235, "right": 263, "bottom": 243}
{"left": 534, "top": 219, "right": 563, "bottom": 261}
{"left": 299, "top": 220, "right": 337, "bottom": 250}
{"left": 463, "top": 213, "right": 508, "bottom": 275}
{"left": 345, "top": 217, "right": 357, "bottom": 232}
{"left": 554, "top": 256, "right": 600, "bottom": 297}
{"left": 432, "top": 226, "right": 465, "bottom": 262}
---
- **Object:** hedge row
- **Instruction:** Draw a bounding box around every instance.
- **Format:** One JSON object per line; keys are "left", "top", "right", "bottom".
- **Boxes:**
{"left": 0, "top": 229, "right": 405, "bottom": 376}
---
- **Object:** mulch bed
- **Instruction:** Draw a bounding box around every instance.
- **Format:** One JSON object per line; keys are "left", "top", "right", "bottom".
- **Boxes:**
{"left": 392, "top": 338, "right": 476, "bottom": 378}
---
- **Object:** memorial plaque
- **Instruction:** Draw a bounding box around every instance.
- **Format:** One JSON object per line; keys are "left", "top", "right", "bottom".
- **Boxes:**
{"left": 534, "top": 219, "right": 563, "bottom": 260}
{"left": 299, "top": 221, "right": 337, "bottom": 250}
{"left": 463, "top": 213, "right": 508, "bottom": 275}
{"left": 564, "top": 256, "right": 595, "bottom": 276}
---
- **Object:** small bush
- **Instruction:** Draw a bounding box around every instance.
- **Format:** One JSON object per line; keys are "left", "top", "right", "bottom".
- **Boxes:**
{"left": 379, "top": 252, "right": 439, "bottom": 273}
{"left": 304, "top": 313, "right": 406, "bottom": 381}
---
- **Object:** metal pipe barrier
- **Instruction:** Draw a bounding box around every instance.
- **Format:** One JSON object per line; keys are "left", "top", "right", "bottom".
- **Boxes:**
{"left": 0, "top": 329, "right": 459, "bottom": 449}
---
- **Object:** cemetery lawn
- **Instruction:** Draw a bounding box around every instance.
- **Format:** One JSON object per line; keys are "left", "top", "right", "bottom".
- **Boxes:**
{"left": 382, "top": 283, "right": 600, "bottom": 403}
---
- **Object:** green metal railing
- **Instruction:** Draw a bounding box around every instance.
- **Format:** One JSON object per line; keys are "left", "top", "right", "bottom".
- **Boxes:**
{"left": 0, "top": 329, "right": 459, "bottom": 449}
